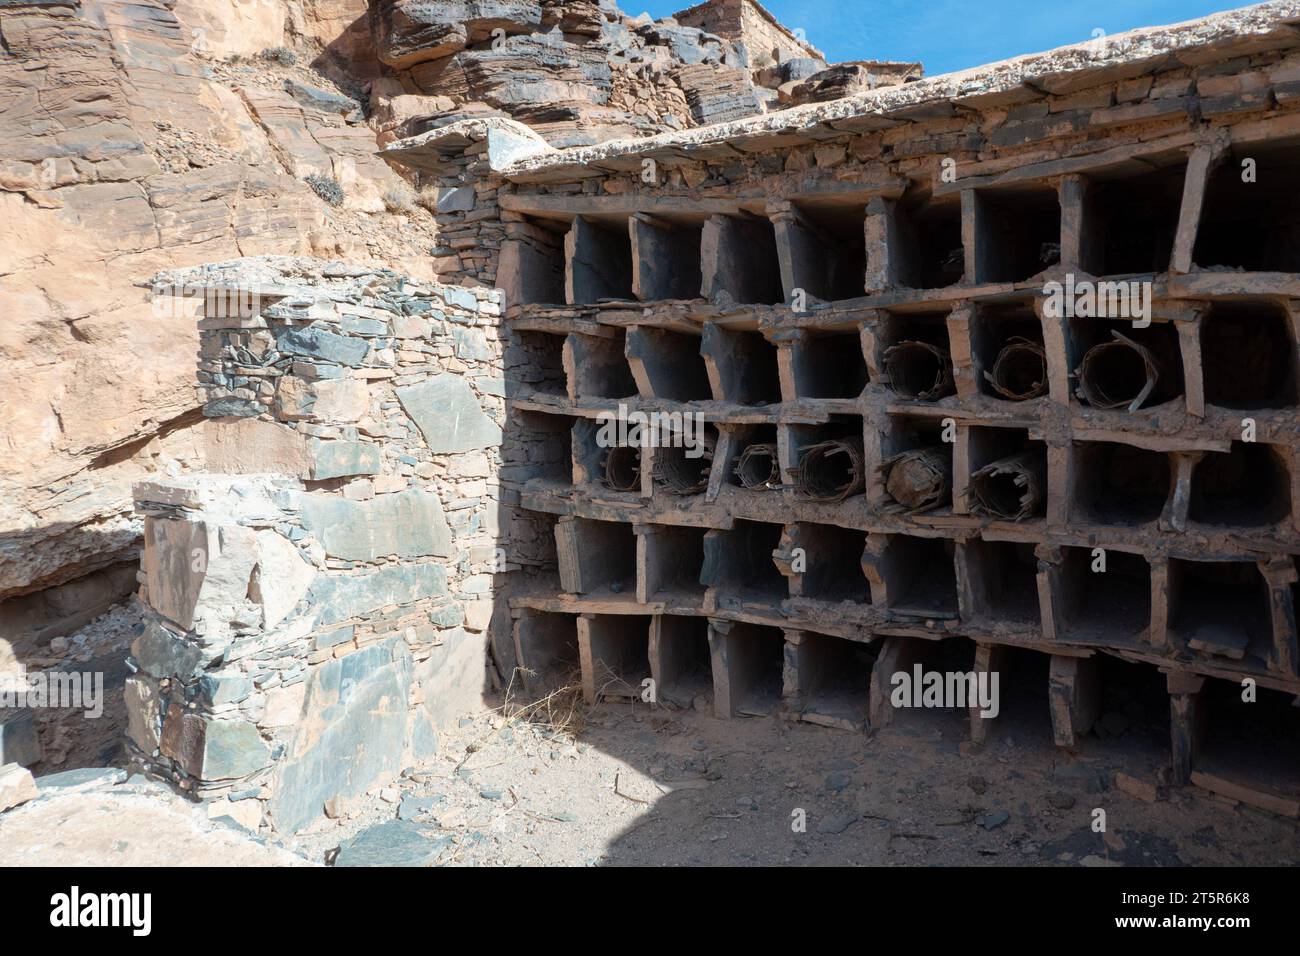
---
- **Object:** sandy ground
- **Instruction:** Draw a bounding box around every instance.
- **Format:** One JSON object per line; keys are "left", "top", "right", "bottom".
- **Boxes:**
{"left": 3, "top": 698, "right": 1296, "bottom": 866}
{"left": 274, "top": 700, "right": 1298, "bottom": 867}
{"left": 5, "top": 604, "right": 1296, "bottom": 866}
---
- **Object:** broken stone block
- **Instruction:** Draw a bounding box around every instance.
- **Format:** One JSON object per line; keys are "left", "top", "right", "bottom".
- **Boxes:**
{"left": 203, "top": 418, "right": 313, "bottom": 477}
{"left": 199, "top": 672, "right": 254, "bottom": 706}
{"left": 306, "top": 563, "right": 449, "bottom": 628}
{"left": 35, "top": 767, "right": 127, "bottom": 796}
{"left": 0, "top": 763, "right": 38, "bottom": 813}
{"left": 160, "top": 710, "right": 272, "bottom": 781}
{"left": 130, "top": 619, "right": 208, "bottom": 681}
{"left": 396, "top": 374, "right": 502, "bottom": 453}
{"left": 250, "top": 530, "right": 316, "bottom": 629}
{"left": 139, "top": 517, "right": 259, "bottom": 631}
{"left": 124, "top": 674, "right": 163, "bottom": 752}
{"left": 273, "top": 326, "right": 371, "bottom": 368}
{"left": 309, "top": 439, "right": 383, "bottom": 479}
{"left": 452, "top": 326, "right": 493, "bottom": 361}
{"left": 0, "top": 710, "right": 41, "bottom": 767}
{"left": 434, "top": 185, "right": 475, "bottom": 213}
{"left": 275, "top": 375, "right": 370, "bottom": 423}
{"left": 297, "top": 487, "right": 453, "bottom": 561}
{"left": 334, "top": 819, "right": 451, "bottom": 867}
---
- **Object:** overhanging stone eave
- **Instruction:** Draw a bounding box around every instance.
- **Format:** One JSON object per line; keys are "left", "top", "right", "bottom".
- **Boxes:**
{"left": 478, "top": 0, "right": 1300, "bottom": 183}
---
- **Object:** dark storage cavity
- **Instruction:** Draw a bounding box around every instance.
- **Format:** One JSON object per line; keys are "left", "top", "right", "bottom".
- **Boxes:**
{"left": 1057, "top": 546, "right": 1151, "bottom": 647}
{"left": 1199, "top": 302, "right": 1297, "bottom": 409}
{"left": 792, "top": 329, "right": 869, "bottom": 399}
{"left": 1189, "top": 441, "right": 1291, "bottom": 527}
{"left": 1082, "top": 164, "right": 1185, "bottom": 275}
{"left": 970, "top": 184, "right": 1061, "bottom": 283}
{"left": 1072, "top": 441, "right": 1171, "bottom": 526}
{"left": 1194, "top": 144, "right": 1300, "bottom": 273}
{"left": 1170, "top": 558, "right": 1273, "bottom": 666}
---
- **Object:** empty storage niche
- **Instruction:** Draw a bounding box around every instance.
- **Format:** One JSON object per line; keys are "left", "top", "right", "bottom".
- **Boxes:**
{"left": 572, "top": 417, "right": 640, "bottom": 492}
{"left": 969, "top": 184, "right": 1061, "bottom": 283}
{"left": 650, "top": 616, "right": 713, "bottom": 706}
{"left": 700, "top": 213, "right": 784, "bottom": 305}
{"left": 1193, "top": 143, "right": 1300, "bottom": 272}
{"left": 514, "top": 611, "right": 580, "bottom": 696}
{"left": 1071, "top": 441, "right": 1171, "bottom": 526}
{"left": 788, "top": 523, "right": 871, "bottom": 603}
{"left": 1199, "top": 302, "right": 1298, "bottom": 409}
{"left": 638, "top": 524, "right": 707, "bottom": 601}
{"left": 891, "top": 189, "right": 964, "bottom": 289}
{"left": 1054, "top": 546, "right": 1151, "bottom": 647}
{"left": 879, "top": 414, "right": 953, "bottom": 514}
{"left": 506, "top": 330, "right": 566, "bottom": 397}
{"left": 506, "top": 410, "right": 573, "bottom": 486}
{"left": 983, "top": 646, "right": 1053, "bottom": 745}
{"left": 702, "top": 520, "right": 787, "bottom": 604}
{"left": 579, "top": 614, "right": 651, "bottom": 702}
{"left": 506, "top": 217, "right": 566, "bottom": 305}
{"left": 959, "top": 538, "right": 1040, "bottom": 626}
{"left": 1067, "top": 319, "right": 1184, "bottom": 410}
{"left": 965, "top": 427, "right": 1048, "bottom": 521}
{"left": 790, "top": 329, "right": 869, "bottom": 399}
{"left": 789, "top": 631, "right": 872, "bottom": 731}
{"left": 566, "top": 215, "right": 633, "bottom": 304}
{"left": 781, "top": 200, "right": 867, "bottom": 302}
{"left": 1169, "top": 558, "right": 1272, "bottom": 665}
{"left": 879, "top": 310, "right": 955, "bottom": 401}
{"left": 701, "top": 326, "right": 780, "bottom": 405}
{"left": 972, "top": 303, "right": 1048, "bottom": 402}
{"left": 1088, "top": 655, "right": 1172, "bottom": 764}
{"left": 876, "top": 636, "right": 976, "bottom": 731}
{"left": 512, "top": 508, "right": 561, "bottom": 576}
{"left": 1079, "top": 162, "right": 1185, "bottom": 275}
{"left": 1189, "top": 442, "right": 1291, "bottom": 527}
{"left": 555, "top": 516, "right": 637, "bottom": 595}
{"left": 877, "top": 534, "right": 959, "bottom": 617}
{"left": 1194, "top": 678, "right": 1300, "bottom": 810}
{"left": 787, "top": 417, "right": 866, "bottom": 502}
{"left": 565, "top": 330, "right": 637, "bottom": 401}
{"left": 709, "top": 621, "right": 786, "bottom": 717}
{"left": 651, "top": 421, "right": 718, "bottom": 496}
{"left": 629, "top": 213, "right": 703, "bottom": 301}
{"left": 728, "top": 423, "right": 781, "bottom": 491}
{"left": 625, "top": 326, "right": 711, "bottom": 401}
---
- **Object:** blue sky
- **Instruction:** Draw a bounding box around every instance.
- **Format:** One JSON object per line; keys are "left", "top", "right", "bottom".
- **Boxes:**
{"left": 634, "top": 0, "right": 1255, "bottom": 74}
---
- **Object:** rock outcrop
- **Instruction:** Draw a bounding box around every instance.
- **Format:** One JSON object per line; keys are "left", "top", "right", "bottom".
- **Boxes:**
{"left": 0, "top": 0, "right": 847, "bottom": 647}
{"left": 0, "top": 0, "right": 426, "bottom": 647}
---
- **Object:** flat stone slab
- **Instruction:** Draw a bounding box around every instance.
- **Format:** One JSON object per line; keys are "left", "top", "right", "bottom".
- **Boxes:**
{"left": 35, "top": 767, "right": 128, "bottom": 796}
{"left": 333, "top": 820, "right": 451, "bottom": 867}
{"left": 396, "top": 375, "right": 502, "bottom": 454}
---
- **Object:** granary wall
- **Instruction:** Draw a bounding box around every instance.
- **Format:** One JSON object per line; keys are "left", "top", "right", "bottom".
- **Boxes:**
{"left": 376, "top": 6, "right": 1300, "bottom": 816}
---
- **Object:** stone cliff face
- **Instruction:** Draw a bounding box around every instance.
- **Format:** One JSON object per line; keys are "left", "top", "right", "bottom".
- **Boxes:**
{"left": 0, "top": 0, "right": 419, "bottom": 644}
{"left": 0, "top": 0, "right": 846, "bottom": 647}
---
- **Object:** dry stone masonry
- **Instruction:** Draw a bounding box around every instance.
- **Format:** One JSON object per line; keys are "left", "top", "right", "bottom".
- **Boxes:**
{"left": 379, "top": 2, "right": 1300, "bottom": 819}
{"left": 125, "top": 259, "right": 510, "bottom": 832}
